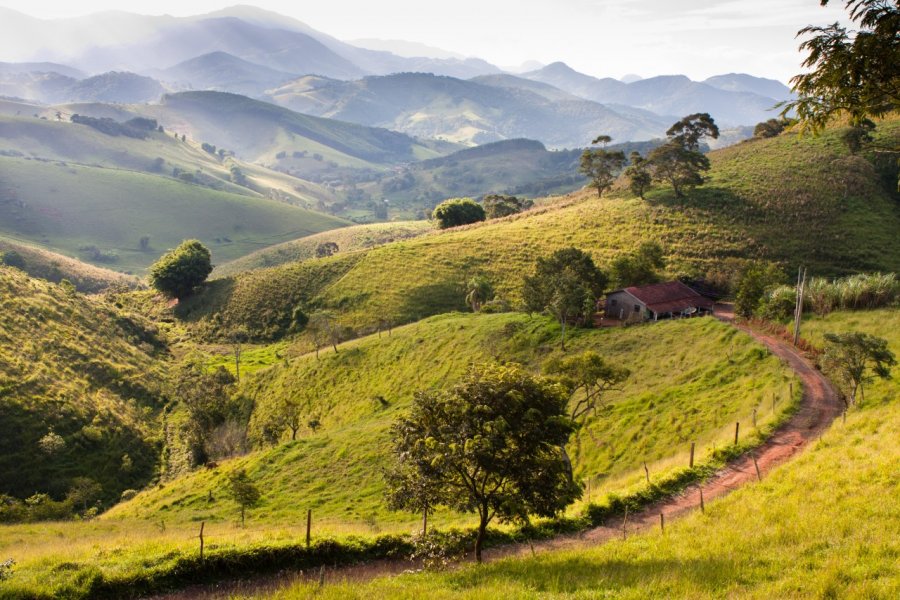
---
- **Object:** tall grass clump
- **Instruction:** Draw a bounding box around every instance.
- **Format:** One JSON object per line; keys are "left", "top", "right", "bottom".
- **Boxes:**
{"left": 762, "top": 272, "right": 899, "bottom": 318}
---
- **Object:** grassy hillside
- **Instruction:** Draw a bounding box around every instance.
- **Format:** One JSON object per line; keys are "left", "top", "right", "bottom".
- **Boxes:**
{"left": 0, "top": 266, "right": 167, "bottom": 505}
{"left": 0, "top": 312, "right": 795, "bottom": 597}
{"left": 282, "top": 309, "right": 899, "bottom": 600}
{"left": 0, "top": 153, "right": 349, "bottom": 273}
{"left": 176, "top": 119, "right": 900, "bottom": 341}
{"left": 0, "top": 235, "right": 139, "bottom": 292}
{"left": 214, "top": 221, "right": 432, "bottom": 277}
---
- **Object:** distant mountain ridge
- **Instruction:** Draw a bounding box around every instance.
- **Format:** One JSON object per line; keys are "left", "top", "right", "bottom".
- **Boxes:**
{"left": 265, "top": 72, "right": 670, "bottom": 147}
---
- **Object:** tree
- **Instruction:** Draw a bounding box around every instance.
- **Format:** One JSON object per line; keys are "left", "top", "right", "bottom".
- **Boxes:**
{"left": 782, "top": 0, "right": 900, "bottom": 131}
{"left": 432, "top": 198, "right": 486, "bottom": 229}
{"left": 148, "top": 240, "right": 212, "bottom": 300}
{"left": 734, "top": 262, "right": 784, "bottom": 318}
{"left": 579, "top": 135, "right": 626, "bottom": 198}
{"left": 647, "top": 142, "right": 711, "bottom": 199}
{"left": 38, "top": 430, "right": 66, "bottom": 455}
{"left": 823, "top": 332, "right": 895, "bottom": 407}
{"left": 279, "top": 396, "right": 307, "bottom": 441}
{"left": 66, "top": 477, "right": 103, "bottom": 513}
{"left": 609, "top": 241, "right": 666, "bottom": 289}
{"left": 666, "top": 113, "right": 720, "bottom": 151}
{"left": 173, "top": 359, "right": 240, "bottom": 466}
{"left": 308, "top": 311, "right": 342, "bottom": 357}
{"left": 465, "top": 276, "right": 494, "bottom": 312}
{"left": 315, "top": 241, "right": 339, "bottom": 258}
{"left": 482, "top": 194, "right": 533, "bottom": 219}
{"left": 385, "top": 363, "right": 581, "bottom": 562}
{"left": 226, "top": 469, "right": 262, "bottom": 526}
{"left": 544, "top": 351, "right": 630, "bottom": 426}
{"left": 753, "top": 118, "right": 792, "bottom": 139}
{"left": 624, "top": 151, "right": 652, "bottom": 199}
{"left": 522, "top": 248, "right": 607, "bottom": 350}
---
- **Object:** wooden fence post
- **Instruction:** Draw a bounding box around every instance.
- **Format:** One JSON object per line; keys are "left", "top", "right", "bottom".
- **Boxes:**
{"left": 199, "top": 521, "right": 205, "bottom": 562}
{"left": 689, "top": 442, "right": 695, "bottom": 468}
{"left": 753, "top": 454, "right": 761, "bottom": 481}
{"left": 752, "top": 407, "right": 757, "bottom": 428}
{"left": 734, "top": 422, "right": 740, "bottom": 445}
{"left": 643, "top": 462, "right": 650, "bottom": 484}
{"left": 306, "top": 509, "right": 312, "bottom": 549}
{"left": 622, "top": 506, "right": 629, "bottom": 540}
{"left": 699, "top": 487, "right": 705, "bottom": 514}
{"left": 660, "top": 513, "right": 665, "bottom": 533}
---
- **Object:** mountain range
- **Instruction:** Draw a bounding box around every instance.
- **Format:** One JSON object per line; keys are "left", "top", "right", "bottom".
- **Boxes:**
{"left": 0, "top": 6, "right": 794, "bottom": 142}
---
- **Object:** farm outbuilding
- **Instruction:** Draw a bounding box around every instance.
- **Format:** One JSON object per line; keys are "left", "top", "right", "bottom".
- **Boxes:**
{"left": 603, "top": 281, "right": 714, "bottom": 324}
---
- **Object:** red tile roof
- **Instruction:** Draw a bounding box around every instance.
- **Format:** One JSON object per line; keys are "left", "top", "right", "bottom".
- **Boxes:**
{"left": 621, "top": 281, "right": 714, "bottom": 314}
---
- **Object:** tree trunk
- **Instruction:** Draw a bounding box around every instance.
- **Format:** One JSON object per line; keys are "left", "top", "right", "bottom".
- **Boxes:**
{"left": 240, "top": 506, "right": 245, "bottom": 527}
{"left": 291, "top": 427, "right": 298, "bottom": 441}
{"left": 560, "top": 319, "right": 567, "bottom": 351}
{"left": 474, "top": 513, "right": 488, "bottom": 563}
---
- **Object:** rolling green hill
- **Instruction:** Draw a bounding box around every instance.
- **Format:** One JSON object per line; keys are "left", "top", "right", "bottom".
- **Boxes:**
{"left": 0, "top": 266, "right": 168, "bottom": 507}
{"left": 213, "top": 220, "right": 432, "bottom": 277}
{"left": 282, "top": 309, "right": 900, "bottom": 600}
{"left": 0, "top": 235, "right": 139, "bottom": 292}
{"left": 0, "top": 149, "right": 349, "bottom": 273}
{"left": 0, "top": 311, "right": 795, "bottom": 598}
{"left": 175, "top": 119, "right": 900, "bottom": 341}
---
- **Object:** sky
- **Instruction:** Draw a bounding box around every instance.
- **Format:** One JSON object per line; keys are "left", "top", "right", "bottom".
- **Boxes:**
{"left": 0, "top": 0, "right": 851, "bottom": 82}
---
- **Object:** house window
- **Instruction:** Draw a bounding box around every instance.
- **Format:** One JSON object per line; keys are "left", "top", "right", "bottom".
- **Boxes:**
{"left": 634, "top": 305, "right": 640, "bottom": 312}
{"left": 610, "top": 299, "right": 617, "bottom": 306}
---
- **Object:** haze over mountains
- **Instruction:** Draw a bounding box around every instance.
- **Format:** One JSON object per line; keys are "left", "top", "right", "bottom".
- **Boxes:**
{"left": 0, "top": 5, "right": 794, "bottom": 149}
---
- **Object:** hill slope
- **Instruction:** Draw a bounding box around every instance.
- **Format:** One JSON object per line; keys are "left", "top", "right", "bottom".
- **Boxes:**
{"left": 177, "top": 119, "right": 900, "bottom": 340}
{"left": 0, "top": 150, "right": 349, "bottom": 273}
{"left": 287, "top": 309, "right": 900, "bottom": 599}
{"left": 0, "top": 267, "right": 167, "bottom": 505}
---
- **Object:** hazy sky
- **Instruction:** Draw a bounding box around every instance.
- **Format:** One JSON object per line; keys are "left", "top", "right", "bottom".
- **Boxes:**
{"left": 1, "top": 0, "right": 851, "bottom": 82}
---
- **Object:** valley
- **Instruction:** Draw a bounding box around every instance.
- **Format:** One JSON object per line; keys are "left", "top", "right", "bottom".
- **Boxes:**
{"left": 0, "top": 2, "right": 898, "bottom": 599}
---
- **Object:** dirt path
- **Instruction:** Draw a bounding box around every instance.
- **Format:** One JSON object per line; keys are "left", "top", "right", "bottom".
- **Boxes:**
{"left": 147, "top": 311, "right": 842, "bottom": 598}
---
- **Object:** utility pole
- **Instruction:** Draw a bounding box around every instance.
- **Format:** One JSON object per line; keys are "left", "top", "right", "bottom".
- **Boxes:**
{"left": 793, "top": 266, "right": 807, "bottom": 347}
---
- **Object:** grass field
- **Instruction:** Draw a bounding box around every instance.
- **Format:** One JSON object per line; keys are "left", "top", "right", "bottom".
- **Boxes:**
{"left": 272, "top": 309, "right": 900, "bottom": 600}
{"left": 213, "top": 221, "right": 432, "bottom": 277}
{"left": 0, "top": 154, "right": 349, "bottom": 273}
{"left": 173, "top": 119, "right": 900, "bottom": 342}
{"left": 0, "top": 312, "right": 796, "bottom": 598}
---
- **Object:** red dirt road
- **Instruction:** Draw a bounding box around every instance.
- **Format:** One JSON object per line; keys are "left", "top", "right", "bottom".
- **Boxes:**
{"left": 147, "top": 311, "right": 843, "bottom": 598}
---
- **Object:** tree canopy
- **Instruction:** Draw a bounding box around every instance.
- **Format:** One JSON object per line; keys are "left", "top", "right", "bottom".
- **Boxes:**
{"left": 522, "top": 247, "right": 607, "bottom": 349}
{"left": 432, "top": 197, "right": 486, "bottom": 229}
{"left": 148, "top": 239, "right": 212, "bottom": 300}
{"left": 226, "top": 469, "right": 262, "bottom": 526}
{"left": 609, "top": 241, "right": 666, "bottom": 289}
{"left": 783, "top": 0, "right": 900, "bottom": 131}
{"left": 624, "top": 151, "right": 652, "bottom": 199}
{"left": 579, "top": 135, "right": 626, "bottom": 198}
{"left": 823, "top": 331, "right": 895, "bottom": 406}
{"left": 482, "top": 194, "right": 533, "bottom": 219}
{"left": 385, "top": 363, "right": 581, "bottom": 562}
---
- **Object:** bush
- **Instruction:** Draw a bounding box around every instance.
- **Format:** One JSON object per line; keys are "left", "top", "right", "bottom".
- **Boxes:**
{"left": 0, "top": 250, "right": 26, "bottom": 269}
{"left": 431, "top": 198, "right": 485, "bottom": 229}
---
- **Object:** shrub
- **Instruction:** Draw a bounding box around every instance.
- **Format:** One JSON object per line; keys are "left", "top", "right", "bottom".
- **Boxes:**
{"left": 431, "top": 198, "right": 486, "bottom": 229}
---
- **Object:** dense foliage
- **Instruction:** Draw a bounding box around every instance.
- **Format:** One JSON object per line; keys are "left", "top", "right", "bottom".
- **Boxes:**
{"left": 148, "top": 240, "right": 213, "bottom": 299}
{"left": 386, "top": 363, "right": 581, "bottom": 561}
{"left": 431, "top": 197, "right": 487, "bottom": 228}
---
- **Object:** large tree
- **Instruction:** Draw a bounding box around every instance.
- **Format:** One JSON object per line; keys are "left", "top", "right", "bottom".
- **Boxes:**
{"left": 385, "top": 363, "right": 581, "bottom": 562}
{"left": 579, "top": 135, "right": 626, "bottom": 198}
{"left": 648, "top": 113, "right": 720, "bottom": 199}
{"left": 522, "top": 248, "right": 607, "bottom": 350}
{"left": 666, "top": 113, "right": 720, "bottom": 151}
{"left": 783, "top": 1, "right": 900, "bottom": 131}
{"left": 148, "top": 239, "right": 212, "bottom": 300}
{"left": 624, "top": 151, "right": 652, "bottom": 199}
{"left": 609, "top": 241, "right": 666, "bottom": 289}
{"left": 543, "top": 351, "right": 630, "bottom": 426}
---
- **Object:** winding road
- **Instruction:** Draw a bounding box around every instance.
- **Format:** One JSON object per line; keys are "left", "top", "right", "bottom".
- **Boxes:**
{"left": 148, "top": 310, "right": 843, "bottom": 599}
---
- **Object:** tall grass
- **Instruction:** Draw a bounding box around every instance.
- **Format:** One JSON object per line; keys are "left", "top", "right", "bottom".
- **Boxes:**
{"left": 764, "top": 272, "right": 899, "bottom": 318}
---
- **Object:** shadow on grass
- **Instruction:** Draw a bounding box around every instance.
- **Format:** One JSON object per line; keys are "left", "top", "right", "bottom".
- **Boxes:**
{"left": 398, "top": 281, "right": 467, "bottom": 322}
{"left": 450, "top": 554, "right": 736, "bottom": 595}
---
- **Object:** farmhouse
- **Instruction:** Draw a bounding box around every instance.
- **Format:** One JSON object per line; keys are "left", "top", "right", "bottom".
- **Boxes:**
{"left": 604, "top": 281, "right": 714, "bottom": 323}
